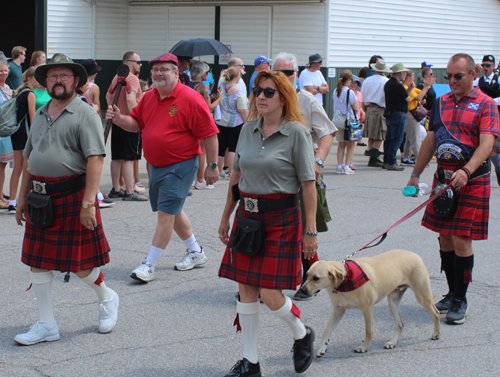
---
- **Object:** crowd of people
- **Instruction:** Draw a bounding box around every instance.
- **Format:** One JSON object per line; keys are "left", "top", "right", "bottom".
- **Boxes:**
{"left": 1, "top": 44, "right": 499, "bottom": 376}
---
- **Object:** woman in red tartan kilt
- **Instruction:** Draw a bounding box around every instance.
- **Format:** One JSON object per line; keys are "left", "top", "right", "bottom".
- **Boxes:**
{"left": 218, "top": 71, "right": 318, "bottom": 376}
{"left": 13, "top": 55, "right": 119, "bottom": 346}
{"left": 407, "top": 54, "right": 500, "bottom": 327}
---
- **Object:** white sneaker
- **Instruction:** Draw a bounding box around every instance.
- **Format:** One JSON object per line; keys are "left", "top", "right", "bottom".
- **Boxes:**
{"left": 194, "top": 180, "right": 214, "bottom": 190}
{"left": 98, "top": 289, "right": 119, "bottom": 333}
{"left": 14, "top": 320, "right": 60, "bottom": 345}
{"left": 174, "top": 248, "right": 208, "bottom": 271}
{"left": 336, "top": 166, "right": 343, "bottom": 174}
{"left": 342, "top": 167, "right": 355, "bottom": 175}
{"left": 130, "top": 260, "right": 155, "bottom": 282}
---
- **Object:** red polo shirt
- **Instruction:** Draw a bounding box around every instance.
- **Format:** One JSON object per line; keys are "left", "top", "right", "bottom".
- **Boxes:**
{"left": 129, "top": 81, "right": 219, "bottom": 167}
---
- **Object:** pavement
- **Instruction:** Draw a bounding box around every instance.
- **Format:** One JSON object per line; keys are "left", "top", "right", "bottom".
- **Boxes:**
{"left": 1, "top": 140, "right": 499, "bottom": 377}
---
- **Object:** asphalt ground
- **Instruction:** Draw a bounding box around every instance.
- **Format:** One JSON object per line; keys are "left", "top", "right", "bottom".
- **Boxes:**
{"left": 1, "top": 139, "right": 499, "bottom": 377}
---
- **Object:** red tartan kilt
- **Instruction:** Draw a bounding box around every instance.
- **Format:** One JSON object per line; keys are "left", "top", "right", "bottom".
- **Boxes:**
{"left": 218, "top": 192, "right": 303, "bottom": 290}
{"left": 422, "top": 159, "right": 491, "bottom": 240}
{"left": 22, "top": 174, "right": 110, "bottom": 272}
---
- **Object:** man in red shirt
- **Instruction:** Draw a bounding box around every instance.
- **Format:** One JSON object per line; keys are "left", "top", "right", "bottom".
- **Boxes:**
{"left": 106, "top": 53, "right": 219, "bottom": 281}
{"left": 407, "top": 53, "right": 499, "bottom": 325}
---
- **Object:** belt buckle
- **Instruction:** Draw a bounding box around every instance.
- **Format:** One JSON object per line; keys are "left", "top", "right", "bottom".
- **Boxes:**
{"left": 33, "top": 180, "right": 47, "bottom": 194}
{"left": 243, "top": 197, "right": 259, "bottom": 213}
{"left": 444, "top": 170, "right": 454, "bottom": 180}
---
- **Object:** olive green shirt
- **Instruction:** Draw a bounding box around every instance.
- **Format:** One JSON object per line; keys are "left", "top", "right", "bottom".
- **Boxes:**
{"left": 233, "top": 118, "right": 315, "bottom": 195}
{"left": 24, "top": 95, "right": 105, "bottom": 177}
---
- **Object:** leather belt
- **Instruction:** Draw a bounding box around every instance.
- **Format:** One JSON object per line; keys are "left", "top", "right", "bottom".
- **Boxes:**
{"left": 436, "top": 161, "right": 490, "bottom": 182}
{"left": 30, "top": 174, "right": 86, "bottom": 194}
{"left": 241, "top": 194, "right": 299, "bottom": 213}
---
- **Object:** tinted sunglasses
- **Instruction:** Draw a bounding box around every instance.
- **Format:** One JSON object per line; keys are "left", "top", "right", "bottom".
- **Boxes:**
{"left": 481, "top": 63, "right": 493, "bottom": 67}
{"left": 443, "top": 71, "right": 472, "bottom": 81}
{"left": 252, "top": 87, "right": 278, "bottom": 98}
{"left": 128, "top": 60, "right": 142, "bottom": 64}
{"left": 274, "top": 69, "right": 295, "bottom": 77}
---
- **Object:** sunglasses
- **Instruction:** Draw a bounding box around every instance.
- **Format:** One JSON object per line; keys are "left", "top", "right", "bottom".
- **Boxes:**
{"left": 443, "top": 70, "right": 473, "bottom": 81}
{"left": 481, "top": 63, "right": 493, "bottom": 67}
{"left": 274, "top": 69, "right": 295, "bottom": 77}
{"left": 252, "top": 87, "right": 278, "bottom": 98}
{"left": 234, "top": 64, "right": 245, "bottom": 68}
{"left": 128, "top": 60, "right": 142, "bottom": 64}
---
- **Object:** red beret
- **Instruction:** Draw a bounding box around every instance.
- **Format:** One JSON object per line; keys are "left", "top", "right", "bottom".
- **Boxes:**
{"left": 149, "top": 53, "right": 178, "bottom": 66}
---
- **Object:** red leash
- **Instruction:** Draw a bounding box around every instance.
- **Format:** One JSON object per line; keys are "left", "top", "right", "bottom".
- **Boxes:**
{"left": 342, "top": 184, "right": 450, "bottom": 262}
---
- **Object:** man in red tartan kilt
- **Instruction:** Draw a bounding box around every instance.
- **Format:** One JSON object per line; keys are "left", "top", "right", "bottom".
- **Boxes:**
{"left": 13, "top": 54, "right": 119, "bottom": 345}
{"left": 407, "top": 53, "right": 500, "bottom": 325}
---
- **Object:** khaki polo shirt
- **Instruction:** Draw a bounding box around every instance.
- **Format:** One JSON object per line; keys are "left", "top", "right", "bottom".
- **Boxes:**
{"left": 24, "top": 95, "right": 105, "bottom": 178}
{"left": 233, "top": 118, "right": 315, "bottom": 195}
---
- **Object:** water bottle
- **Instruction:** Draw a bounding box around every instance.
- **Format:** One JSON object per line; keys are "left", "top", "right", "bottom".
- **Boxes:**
{"left": 402, "top": 183, "right": 431, "bottom": 197}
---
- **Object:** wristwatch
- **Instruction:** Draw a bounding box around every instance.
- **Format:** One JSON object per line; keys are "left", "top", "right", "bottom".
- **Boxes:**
{"left": 81, "top": 202, "right": 95, "bottom": 209}
{"left": 208, "top": 162, "right": 218, "bottom": 170}
{"left": 314, "top": 158, "right": 324, "bottom": 168}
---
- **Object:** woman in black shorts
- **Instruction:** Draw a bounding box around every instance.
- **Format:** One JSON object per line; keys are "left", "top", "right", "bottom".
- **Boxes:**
{"left": 8, "top": 67, "right": 38, "bottom": 213}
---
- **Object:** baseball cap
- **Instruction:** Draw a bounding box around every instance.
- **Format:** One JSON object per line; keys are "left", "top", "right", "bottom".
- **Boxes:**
{"left": 254, "top": 56, "right": 272, "bottom": 66}
{"left": 421, "top": 61, "right": 433, "bottom": 68}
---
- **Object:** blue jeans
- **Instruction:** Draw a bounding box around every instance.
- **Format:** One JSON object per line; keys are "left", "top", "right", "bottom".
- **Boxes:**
{"left": 384, "top": 113, "right": 406, "bottom": 165}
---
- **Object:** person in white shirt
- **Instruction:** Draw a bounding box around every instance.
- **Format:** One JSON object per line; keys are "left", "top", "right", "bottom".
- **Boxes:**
{"left": 299, "top": 53, "right": 329, "bottom": 105}
{"left": 360, "top": 58, "right": 389, "bottom": 167}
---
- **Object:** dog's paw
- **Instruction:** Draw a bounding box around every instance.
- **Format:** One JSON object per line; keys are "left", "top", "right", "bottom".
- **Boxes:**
{"left": 383, "top": 341, "right": 396, "bottom": 349}
{"left": 354, "top": 346, "right": 368, "bottom": 353}
{"left": 316, "top": 344, "right": 328, "bottom": 358}
{"left": 431, "top": 333, "right": 440, "bottom": 340}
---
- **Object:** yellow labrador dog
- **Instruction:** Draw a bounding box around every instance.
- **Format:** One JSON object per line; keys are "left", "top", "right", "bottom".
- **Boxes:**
{"left": 300, "top": 249, "right": 440, "bottom": 355}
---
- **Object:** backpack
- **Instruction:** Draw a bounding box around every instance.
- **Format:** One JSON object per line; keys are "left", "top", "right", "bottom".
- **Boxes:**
{"left": 0, "top": 87, "right": 30, "bottom": 137}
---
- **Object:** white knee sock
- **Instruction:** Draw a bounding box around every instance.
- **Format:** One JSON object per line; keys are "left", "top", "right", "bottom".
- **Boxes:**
{"left": 146, "top": 245, "right": 164, "bottom": 265}
{"left": 237, "top": 301, "right": 261, "bottom": 364}
{"left": 79, "top": 268, "right": 112, "bottom": 301}
{"left": 31, "top": 271, "right": 55, "bottom": 326}
{"left": 271, "top": 295, "right": 306, "bottom": 340}
{"left": 183, "top": 234, "right": 201, "bottom": 252}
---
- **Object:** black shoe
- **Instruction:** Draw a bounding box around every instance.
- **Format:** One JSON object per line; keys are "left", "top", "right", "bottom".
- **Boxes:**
{"left": 292, "top": 326, "right": 315, "bottom": 373}
{"left": 3, "top": 193, "right": 9, "bottom": 200}
{"left": 357, "top": 142, "right": 367, "bottom": 147}
{"left": 108, "top": 188, "right": 125, "bottom": 198}
{"left": 8, "top": 205, "right": 16, "bottom": 214}
{"left": 445, "top": 298, "right": 467, "bottom": 325}
{"left": 435, "top": 294, "right": 453, "bottom": 314}
{"left": 367, "top": 157, "right": 384, "bottom": 167}
{"left": 224, "top": 359, "right": 261, "bottom": 377}
{"left": 364, "top": 149, "right": 370, "bottom": 156}
{"left": 293, "top": 289, "right": 317, "bottom": 302}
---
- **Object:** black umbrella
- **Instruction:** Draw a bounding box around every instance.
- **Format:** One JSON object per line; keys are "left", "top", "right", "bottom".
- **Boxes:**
{"left": 169, "top": 38, "right": 233, "bottom": 58}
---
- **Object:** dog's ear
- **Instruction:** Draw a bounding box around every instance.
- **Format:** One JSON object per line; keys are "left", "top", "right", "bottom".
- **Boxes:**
{"left": 328, "top": 264, "right": 346, "bottom": 285}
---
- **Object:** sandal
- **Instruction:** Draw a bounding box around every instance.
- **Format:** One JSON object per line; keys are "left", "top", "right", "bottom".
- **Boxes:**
{"left": 0, "top": 201, "right": 9, "bottom": 209}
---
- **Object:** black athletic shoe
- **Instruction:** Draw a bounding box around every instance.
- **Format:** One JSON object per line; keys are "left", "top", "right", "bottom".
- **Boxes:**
{"left": 445, "top": 298, "right": 468, "bottom": 325}
{"left": 292, "top": 326, "right": 315, "bottom": 373}
{"left": 224, "top": 359, "right": 261, "bottom": 377}
{"left": 435, "top": 294, "right": 453, "bottom": 314}
{"left": 8, "top": 205, "right": 16, "bottom": 214}
{"left": 364, "top": 149, "right": 370, "bottom": 156}
{"left": 108, "top": 188, "right": 125, "bottom": 198}
{"left": 368, "top": 157, "right": 384, "bottom": 167}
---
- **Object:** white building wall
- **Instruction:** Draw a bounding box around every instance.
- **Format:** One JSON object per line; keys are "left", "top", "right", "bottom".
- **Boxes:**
{"left": 47, "top": 0, "right": 93, "bottom": 58}
{"left": 95, "top": 0, "right": 129, "bottom": 60}
{"left": 327, "top": 0, "right": 500, "bottom": 68}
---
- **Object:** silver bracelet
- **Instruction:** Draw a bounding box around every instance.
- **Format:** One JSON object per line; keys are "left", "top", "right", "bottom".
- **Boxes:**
{"left": 304, "top": 230, "right": 318, "bottom": 237}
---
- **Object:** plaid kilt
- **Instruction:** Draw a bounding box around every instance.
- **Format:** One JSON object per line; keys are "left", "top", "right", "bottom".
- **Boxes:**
{"left": 219, "top": 192, "right": 303, "bottom": 290}
{"left": 422, "top": 159, "right": 491, "bottom": 240}
{"left": 22, "top": 174, "right": 110, "bottom": 272}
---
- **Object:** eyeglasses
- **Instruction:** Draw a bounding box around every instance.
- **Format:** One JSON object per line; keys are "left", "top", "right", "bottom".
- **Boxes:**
{"left": 252, "top": 87, "right": 278, "bottom": 98}
{"left": 234, "top": 64, "right": 245, "bottom": 68}
{"left": 46, "top": 74, "right": 75, "bottom": 82}
{"left": 274, "top": 69, "right": 295, "bottom": 77}
{"left": 481, "top": 63, "right": 493, "bottom": 67}
{"left": 128, "top": 60, "right": 142, "bottom": 65}
{"left": 443, "top": 71, "right": 473, "bottom": 81}
{"left": 152, "top": 68, "right": 175, "bottom": 74}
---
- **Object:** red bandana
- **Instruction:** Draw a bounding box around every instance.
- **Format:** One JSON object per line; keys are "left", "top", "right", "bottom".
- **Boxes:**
{"left": 335, "top": 260, "right": 370, "bottom": 292}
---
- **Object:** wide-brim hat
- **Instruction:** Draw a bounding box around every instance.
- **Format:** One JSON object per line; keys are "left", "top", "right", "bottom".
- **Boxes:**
{"left": 370, "top": 59, "right": 390, "bottom": 72}
{"left": 390, "top": 62, "right": 410, "bottom": 73}
{"left": 35, "top": 53, "right": 88, "bottom": 89}
{"left": 307, "top": 53, "right": 323, "bottom": 66}
{"left": 81, "top": 58, "right": 102, "bottom": 76}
